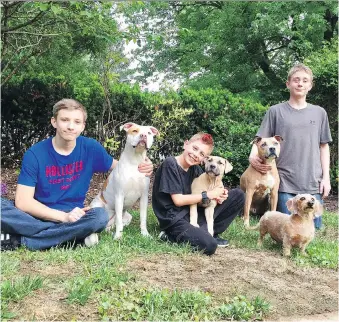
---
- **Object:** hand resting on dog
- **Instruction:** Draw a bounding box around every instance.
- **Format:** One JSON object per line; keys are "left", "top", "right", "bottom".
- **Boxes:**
{"left": 249, "top": 154, "right": 272, "bottom": 175}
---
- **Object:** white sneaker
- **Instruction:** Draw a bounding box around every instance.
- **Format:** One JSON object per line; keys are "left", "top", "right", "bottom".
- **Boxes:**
{"left": 158, "top": 231, "right": 169, "bottom": 242}
{"left": 84, "top": 233, "right": 99, "bottom": 247}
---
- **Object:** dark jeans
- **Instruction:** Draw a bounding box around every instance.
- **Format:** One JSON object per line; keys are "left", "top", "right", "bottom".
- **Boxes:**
{"left": 1, "top": 197, "right": 108, "bottom": 250}
{"left": 164, "top": 188, "right": 245, "bottom": 255}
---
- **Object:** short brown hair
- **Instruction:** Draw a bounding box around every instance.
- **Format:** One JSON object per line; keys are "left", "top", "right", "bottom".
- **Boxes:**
{"left": 287, "top": 63, "right": 313, "bottom": 82}
{"left": 188, "top": 132, "right": 214, "bottom": 148}
{"left": 53, "top": 99, "right": 87, "bottom": 122}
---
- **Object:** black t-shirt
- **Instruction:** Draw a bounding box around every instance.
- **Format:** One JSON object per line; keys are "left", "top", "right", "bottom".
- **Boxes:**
{"left": 152, "top": 156, "right": 203, "bottom": 230}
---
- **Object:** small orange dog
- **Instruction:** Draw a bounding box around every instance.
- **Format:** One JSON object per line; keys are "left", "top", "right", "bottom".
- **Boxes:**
{"left": 249, "top": 194, "right": 323, "bottom": 256}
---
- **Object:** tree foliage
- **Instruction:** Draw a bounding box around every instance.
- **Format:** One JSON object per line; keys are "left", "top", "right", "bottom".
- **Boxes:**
{"left": 126, "top": 1, "right": 337, "bottom": 102}
{"left": 1, "top": 1, "right": 122, "bottom": 85}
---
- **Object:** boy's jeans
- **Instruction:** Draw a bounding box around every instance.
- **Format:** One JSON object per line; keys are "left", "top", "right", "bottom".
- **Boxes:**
{"left": 277, "top": 192, "right": 323, "bottom": 229}
{"left": 1, "top": 197, "right": 108, "bottom": 250}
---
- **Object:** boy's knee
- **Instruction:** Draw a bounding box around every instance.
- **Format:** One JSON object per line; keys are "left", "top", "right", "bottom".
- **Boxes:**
{"left": 202, "top": 238, "right": 218, "bottom": 256}
{"left": 88, "top": 207, "right": 109, "bottom": 231}
{"left": 232, "top": 188, "right": 245, "bottom": 204}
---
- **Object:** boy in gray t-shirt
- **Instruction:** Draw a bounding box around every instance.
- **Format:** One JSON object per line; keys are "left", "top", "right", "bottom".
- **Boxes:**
{"left": 249, "top": 64, "right": 332, "bottom": 229}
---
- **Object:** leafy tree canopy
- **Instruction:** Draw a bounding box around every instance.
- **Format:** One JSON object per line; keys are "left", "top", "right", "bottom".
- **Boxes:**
{"left": 1, "top": 1, "right": 130, "bottom": 85}
{"left": 124, "top": 1, "right": 338, "bottom": 104}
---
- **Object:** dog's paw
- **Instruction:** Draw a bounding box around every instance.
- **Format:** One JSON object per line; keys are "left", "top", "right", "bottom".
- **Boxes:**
{"left": 84, "top": 233, "right": 99, "bottom": 247}
{"left": 113, "top": 231, "right": 123, "bottom": 240}
{"left": 244, "top": 220, "right": 250, "bottom": 228}
{"left": 141, "top": 230, "right": 152, "bottom": 238}
{"left": 190, "top": 222, "right": 200, "bottom": 228}
{"left": 122, "top": 212, "right": 133, "bottom": 227}
{"left": 105, "top": 225, "right": 114, "bottom": 232}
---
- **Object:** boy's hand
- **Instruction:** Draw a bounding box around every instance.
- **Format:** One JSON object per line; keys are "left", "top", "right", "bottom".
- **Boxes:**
{"left": 207, "top": 186, "right": 225, "bottom": 200}
{"left": 320, "top": 178, "right": 331, "bottom": 199}
{"left": 249, "top": 155, "right": 272, "bottom": 174}
{"left": 138, "top": 157, "right": 153, "bottom": 177}
{"left": 66, "top": 206, "right": 90, "bottom": 222}
{"left": 215, "top": 188, "right": 228, "bottom": 204}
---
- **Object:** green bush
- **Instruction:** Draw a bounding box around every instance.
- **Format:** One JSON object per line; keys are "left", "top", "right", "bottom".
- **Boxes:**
{"left": 2, "top": 79, "right": 337, "bottom": 191}
{"left": 179, "top": 88, "right": 268, "bottom": 185}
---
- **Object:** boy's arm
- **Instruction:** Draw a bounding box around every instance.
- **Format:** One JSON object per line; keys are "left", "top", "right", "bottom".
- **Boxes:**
{"left": 320, "top": 143, "right": 331, "bottom": 198}
{"left": 171, "top": 188, "right": 224, "bottom": 207}
{"left": 15, "top": 184, "right": 83, "bottom": 223}
{"left": 109, "top": 157, "right": 153, "bottom": 176}
{"left": 110, "top": 159, "right": 119, "bottom": 170}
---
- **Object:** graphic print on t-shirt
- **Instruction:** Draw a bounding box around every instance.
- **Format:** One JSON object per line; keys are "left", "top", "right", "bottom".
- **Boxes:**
{"left": 46, "top": 160, "right": 84, "bottom": 191}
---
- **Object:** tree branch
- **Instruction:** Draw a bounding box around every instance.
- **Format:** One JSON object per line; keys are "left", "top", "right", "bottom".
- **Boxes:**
{"left": 1, "top": 10, "right": 46, "bottom": 33}
{"left": 6, "top": 31, "right": 64, "bottom": 36}
{"left": 1, "top": 44, "right": 50, "bottom": 86}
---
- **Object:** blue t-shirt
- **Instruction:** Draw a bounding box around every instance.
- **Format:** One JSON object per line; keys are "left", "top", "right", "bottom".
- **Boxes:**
{"left": 18, "top": 136, "right": 113, "bottom": 211}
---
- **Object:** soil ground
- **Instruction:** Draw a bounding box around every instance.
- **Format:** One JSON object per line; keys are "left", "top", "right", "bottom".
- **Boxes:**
{"left": 1, "top": 170, "right": 338, "bottom": 321}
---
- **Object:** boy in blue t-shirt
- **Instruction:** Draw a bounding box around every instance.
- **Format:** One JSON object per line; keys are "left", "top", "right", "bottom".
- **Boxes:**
{"left": 1, "top": 98, "right": 153, "bottom": 251}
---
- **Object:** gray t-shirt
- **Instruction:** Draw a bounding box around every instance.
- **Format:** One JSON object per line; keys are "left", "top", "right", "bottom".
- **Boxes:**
{"left": 257, "top": 102, "right": 332, "bottom": 194}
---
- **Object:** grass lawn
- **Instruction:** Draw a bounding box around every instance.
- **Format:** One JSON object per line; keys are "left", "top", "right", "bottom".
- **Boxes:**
{"left": 1, "top": 210, "right": 338, "bottom": 321}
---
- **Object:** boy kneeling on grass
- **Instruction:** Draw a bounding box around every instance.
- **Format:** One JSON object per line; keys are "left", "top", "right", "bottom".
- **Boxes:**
{"left": 152, "top": 133, "right": 245, "bottom": 255}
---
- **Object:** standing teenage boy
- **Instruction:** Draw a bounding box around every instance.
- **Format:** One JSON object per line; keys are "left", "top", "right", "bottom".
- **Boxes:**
{"left": 249, "top": 64, "right": 332, "bottom": 229}
{"left": 152, "top": 133, "right": 245, "bottom": 255}
{"left": 1, "top": 99, "right": 153, "bottom": 251}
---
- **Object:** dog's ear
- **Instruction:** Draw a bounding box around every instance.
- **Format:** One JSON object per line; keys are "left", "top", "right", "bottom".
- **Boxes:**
{"left": 286, "top": 197, "right": 297, "bottom": 214}
{"left": 224, "top": 159, "right": 233, "bottom": 174}
{"left": 313, "top": 200, "right": 324, "bottom": 218}
{"left": 250, "top": 136, "right": 262, "bottom": 145}
{"left": 150, "top": 126, "right": 160, "bottom": 136}
{"left": 120, "top": 123, "right": 136, "bottom": 132}
{"left": 274, "top": 135, "right": 283, "bottom": 142}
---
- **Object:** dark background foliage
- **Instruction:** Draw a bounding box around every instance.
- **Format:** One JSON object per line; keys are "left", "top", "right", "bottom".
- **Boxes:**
{"left": 1, "top": 1, "right": 337, "bottom": 192}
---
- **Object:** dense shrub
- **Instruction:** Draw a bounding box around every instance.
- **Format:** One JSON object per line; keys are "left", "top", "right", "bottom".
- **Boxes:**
{"left": 2, "top": 79, "right": 337, "bottom": 192}
{"left": 1, "top": 77, "right": 74, "bottom": 167}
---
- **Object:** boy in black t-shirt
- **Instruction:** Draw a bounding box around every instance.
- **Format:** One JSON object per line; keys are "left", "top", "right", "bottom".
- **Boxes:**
{"left": 152, "top": 133, "right": 245, "bottom": 255}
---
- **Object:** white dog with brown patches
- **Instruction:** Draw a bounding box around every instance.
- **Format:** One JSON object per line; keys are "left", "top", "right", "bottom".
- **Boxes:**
{"left": 85, "top": 122, "right": 159, "bottom": 244}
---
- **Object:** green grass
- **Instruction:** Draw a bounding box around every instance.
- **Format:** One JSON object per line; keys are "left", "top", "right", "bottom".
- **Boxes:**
{"left": 1, "top": 275, "right": 44, "bottom": 319}
{"left": 1, "top": 208, "right": 337, "bottom": 320}
{"left": 98, "top": 286, "right": 270, "bottom": 321}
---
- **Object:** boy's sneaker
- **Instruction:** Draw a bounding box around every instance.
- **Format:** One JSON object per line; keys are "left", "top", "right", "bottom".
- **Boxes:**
{"left": 1, "top": 233, "right": 21, "bottom": 251}
{"left": 214, "top": 235, "right": 229, "bottom": 248}
{"left": 158, "top": 231, "right": 169, "bottom": 242}
{"left": 84, "top": 233, "right": 99, "bottom": 247}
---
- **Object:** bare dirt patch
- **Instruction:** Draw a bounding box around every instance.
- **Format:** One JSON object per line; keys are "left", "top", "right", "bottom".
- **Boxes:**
{"left": 7, "top": 260, "right": 98, "bottom": 321}
{"left": 129, "top": 248, "right": 338, "bottom": 320}
{"left": 8, "top": 284, "right": 99, "bottom": 321}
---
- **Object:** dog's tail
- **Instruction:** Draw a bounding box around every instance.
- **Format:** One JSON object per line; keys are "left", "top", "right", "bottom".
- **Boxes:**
{"left": 245, "top": 223, "right": 260, "bottom": 231}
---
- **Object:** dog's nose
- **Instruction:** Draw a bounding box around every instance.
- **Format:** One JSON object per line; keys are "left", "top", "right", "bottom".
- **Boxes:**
{"left": 209, "top": 164, "right": 216, "bottom": 169}
{"left": 307, "top": 201, "right": 314, "bottom": 207}
{"left": 140, "top": 133, "right": 147, "bottom": 140}
{"left": 269, "top": 147, "right": 275, "bottom": 153}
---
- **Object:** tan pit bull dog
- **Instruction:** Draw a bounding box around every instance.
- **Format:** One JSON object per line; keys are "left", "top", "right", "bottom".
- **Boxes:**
{"left": 190, "top": 156, "right": 233, "bottom": 236}
{"left": 240, "top": 136, "right": 283, "bottom": 228}
{"left": 248, "top": 194, "right": 322, "bottom": 256}
{"left": 85, "top": 122, "right": 159, "bottom": 245}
